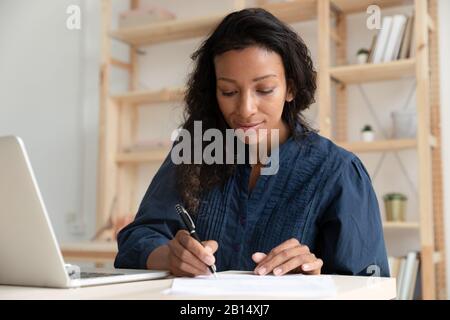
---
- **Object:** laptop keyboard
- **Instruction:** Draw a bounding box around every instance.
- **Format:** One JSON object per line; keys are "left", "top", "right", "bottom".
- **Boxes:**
{"left": 79, "top": 272, "right": 125, "bottom": 279}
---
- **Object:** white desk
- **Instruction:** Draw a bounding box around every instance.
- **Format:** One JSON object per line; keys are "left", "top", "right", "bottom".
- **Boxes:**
{"left": 0, "top": 274, "right": 396, "bottom": 300}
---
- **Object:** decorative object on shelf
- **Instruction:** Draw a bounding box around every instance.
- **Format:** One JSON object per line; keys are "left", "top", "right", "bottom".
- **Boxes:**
{"left": 126, "top": 138, "right": 173, "bottom": 152}
{"left": 92, "top": 197, "right": 135, "bottom": 242}
{"left": 356, "top": 48, "right": 370, "bottom": 64}
{"left": 391, "top": 110, "right": 417, "bottom": 138}
{"left": 383, "top": 193, "right": 407, "bottom": 222}
{"left": 119, "top": 5, "right": 176, "bottom": 29}
{"left": 93, "top": 213, "right": 135, "bottom": 242}
{"left": 361, "top": 124, "right": 375, "bottom": 142}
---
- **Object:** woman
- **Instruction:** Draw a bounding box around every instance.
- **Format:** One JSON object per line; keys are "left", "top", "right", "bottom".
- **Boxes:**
{"left": 114, "top": 8, "right": 389, "bottom": 277}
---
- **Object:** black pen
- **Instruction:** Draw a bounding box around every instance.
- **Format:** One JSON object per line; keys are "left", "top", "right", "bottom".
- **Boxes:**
{"left": 175, "top": 204, "right": 218, "bottom": 278}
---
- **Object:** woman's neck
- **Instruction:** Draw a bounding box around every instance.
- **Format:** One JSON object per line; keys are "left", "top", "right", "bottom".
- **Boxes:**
{"left": 251, "top": 120, "right": 290, "bottom": 166}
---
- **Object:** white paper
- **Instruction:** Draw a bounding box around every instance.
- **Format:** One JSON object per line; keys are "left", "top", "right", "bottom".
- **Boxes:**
{"left": 165, "top": 272, "right": 337, "bottom": 298}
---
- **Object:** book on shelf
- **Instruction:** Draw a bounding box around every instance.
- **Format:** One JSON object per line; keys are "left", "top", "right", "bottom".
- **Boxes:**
{"left": 401, "top": 251, "right": 419, "bottom": 300}
{"left": 408, "top": 257, "right": 420, "bottom": 299}
{"left": 388, "top": 251, "right": 420, "bottom": 300}
{"left": 383, "top": 14, "right": 407, "bottom": 62}
{"left": 408, "top": 16, "right": 416, "bottom": 59}
{"left": 369, "top": 14, "right": 415, "bottom": 64}
{"left": 367, "top": 34, "right": 378, "bottom": 63}
{"left": 396, "top": 257, "right": 407, "bottom": 298}
{"left": 388, "top": 256, "right": 401, "bottom": 279}
{"left": 371, "top": 16, "right": 393, "bottom": 63}
{"left": 398, "top": 15, "right": 414, "bottom": 60}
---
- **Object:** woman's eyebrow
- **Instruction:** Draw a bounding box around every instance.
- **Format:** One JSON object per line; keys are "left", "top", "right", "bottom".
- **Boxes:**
{"left": 217, "top": 74, "right": 277, "bottom": 83}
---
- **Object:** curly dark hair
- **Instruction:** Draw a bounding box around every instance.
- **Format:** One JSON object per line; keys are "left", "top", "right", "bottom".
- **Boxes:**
{"left": 176, "top": 8, "right": 317, "bottom": 214}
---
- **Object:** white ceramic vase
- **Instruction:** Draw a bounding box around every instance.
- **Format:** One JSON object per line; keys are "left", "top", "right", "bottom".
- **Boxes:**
{"left": 357, "top": 53, "right": 368, "bottom": 64}
{"left": 361, "top": 130, "right": 375, "bottom": 142}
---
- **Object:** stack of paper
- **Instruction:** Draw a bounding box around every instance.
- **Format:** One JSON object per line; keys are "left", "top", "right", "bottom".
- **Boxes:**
{"left": 165, "top": 273, "right": 337, "bottom": 299}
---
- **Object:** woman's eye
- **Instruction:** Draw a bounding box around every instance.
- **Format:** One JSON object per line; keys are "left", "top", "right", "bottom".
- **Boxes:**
{"left": 257, "top": 89, "right": 274, "bottom": 95}
{"left": 221, "top": 91, "right": 237, "bottom": 97}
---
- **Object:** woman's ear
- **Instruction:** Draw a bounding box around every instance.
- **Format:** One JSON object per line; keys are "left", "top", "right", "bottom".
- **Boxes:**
{"left": 286, "top": 79, "right": 295, "bottom": 102}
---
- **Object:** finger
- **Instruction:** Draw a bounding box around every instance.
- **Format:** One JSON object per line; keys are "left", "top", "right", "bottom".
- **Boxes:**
{"left": 202, "top": 240, "right": 218, "bottom": 254}
{"left": 168, "top": 239, "right": 210, "bottom": 273}
{"left": 252, "top": 252, "right": 267, "bottom": 263}
{"left": 256, "top": 238, "right": 303, "bottom": 267}
{"left": 255, "top": 245, "right": 309, "bottom": 275}
{"left": 301, "top": 258, "right": 323, "bottom": 275}
{"left": 255, "top": 246, "right": 306, "bottom": 275}
{"left": 177, "top": 230, "right": 216, "bottom": 266}
{"left": 272, "top": 254, "right": 318, "bottom": 276}
{"left": 170, "top": 253, "right": 210, "bottom": 277}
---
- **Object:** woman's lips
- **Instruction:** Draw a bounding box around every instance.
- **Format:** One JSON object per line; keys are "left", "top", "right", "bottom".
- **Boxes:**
{"left": 236, "top": 121, "right": 264, "bottom": 132}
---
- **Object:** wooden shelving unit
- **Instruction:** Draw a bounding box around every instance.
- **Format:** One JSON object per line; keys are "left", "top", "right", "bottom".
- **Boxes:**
{"left": 338, "top": 139, "right": 417, "bottom": 153}
{"left": 61, "top": 242, "right": 117, "bottom": 264}
{"left": 109, "top": 0, "right": 318, "bottom": 45}
{"left": 324, "top": 0, "right": 446, "bottom": 299}
{"left": 383, "top": 221, "right": 420, "bottom": 230}
{"left": 116, "top": 148, "right": 169, "bottom": 164}
{"left": 91, "top": 0, "right": 445, "bottom": 299}
{"left": 330, "top": 59, "right": 416, "bottom": 84}
{"left": 112, "top": 87, "right": 184, "bottom": 105}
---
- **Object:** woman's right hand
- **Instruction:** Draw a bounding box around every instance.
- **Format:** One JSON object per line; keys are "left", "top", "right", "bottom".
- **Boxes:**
{"left": 162, "top": 230, "right": 218, "bottom": 277}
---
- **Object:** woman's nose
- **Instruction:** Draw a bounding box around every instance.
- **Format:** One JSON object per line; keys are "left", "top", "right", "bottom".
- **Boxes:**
{"left": 238, "top": 92, "right": 257, "bottom": 118}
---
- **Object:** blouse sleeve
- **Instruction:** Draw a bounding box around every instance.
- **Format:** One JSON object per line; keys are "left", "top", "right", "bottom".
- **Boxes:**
{"left": 114, "top": 152, "right": 183, "bottom": 269}
{"left": 316, "top": 156, "right": 390, "bottom": 277}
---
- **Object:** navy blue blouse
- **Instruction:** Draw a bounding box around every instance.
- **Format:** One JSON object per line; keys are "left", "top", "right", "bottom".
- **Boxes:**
{"left": 114, "top": 131, "right": 390, "bottom": 277}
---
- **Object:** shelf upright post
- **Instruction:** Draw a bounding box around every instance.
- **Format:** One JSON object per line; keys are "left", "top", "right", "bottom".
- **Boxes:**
{"left": 335, "top": 10, "right": 347, "bottom": 143}
{"left": 428, "top": 0, "right": 446, "bottom": 299}
{"left": 415, "top": 0, "right": 435, "bottom": 300}
{"left": 318, "top": 0, "right": 332, "bottom": 139}
{"left": 97, "top": 0, "right": 119, "bottom": 229}
{"left": 117, "top": 0, "right": 141, "bottom": 222}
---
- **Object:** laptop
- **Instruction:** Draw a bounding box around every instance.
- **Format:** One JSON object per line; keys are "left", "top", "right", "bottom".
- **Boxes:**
{"left": 0, "top": 135, "right": 169, "bottom": 288}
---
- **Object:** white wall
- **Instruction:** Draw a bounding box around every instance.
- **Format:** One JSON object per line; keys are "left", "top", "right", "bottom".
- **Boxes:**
{"left": 0, "top": 0, "right": 87, "bottom": 242}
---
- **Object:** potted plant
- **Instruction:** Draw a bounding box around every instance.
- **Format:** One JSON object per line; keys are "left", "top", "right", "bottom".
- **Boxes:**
{"left": 383, "top": 193, "right": 407, "bottom": 222}
{"left": 356, "top": 48, "right": 370, "bottom": 64}
{"left": 361, "top": 124, "right": 374, "bottom": 142}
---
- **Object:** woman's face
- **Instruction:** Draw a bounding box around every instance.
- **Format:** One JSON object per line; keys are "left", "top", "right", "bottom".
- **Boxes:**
{"left": 214, "top": 46, "right": 293, "bottom": 145}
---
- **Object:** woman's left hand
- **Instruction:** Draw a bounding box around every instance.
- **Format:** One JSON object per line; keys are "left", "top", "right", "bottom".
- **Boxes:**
{"left": 252, "top": 238, "right": 323, "bottom": 276}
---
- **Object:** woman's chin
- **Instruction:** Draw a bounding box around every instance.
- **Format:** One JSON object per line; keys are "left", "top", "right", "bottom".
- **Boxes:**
{"left": 239, "top": 133, "right": 269, "bottom": 146}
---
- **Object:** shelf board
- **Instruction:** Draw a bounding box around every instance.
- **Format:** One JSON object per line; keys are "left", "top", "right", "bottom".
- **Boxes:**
{"left": 338, "top": 139, "right": 416, "bottom": 153}
{"left": 110, "top": 0, "right": 317, "bottom": 46}
{"left": 118, "top": 140, "right": 417, "bottom": 162}
{"left": 382, "top": 221, "right": 420, "bottom": 230}
{"left": 112, "top": 87, "right": 184, "bottom": 105}
{"left": 116, "top": 148, "right": 169, "bottom": 164}
{"left": 110, "top": 0, "right": 412, "bottom": 46}
{"left": 60, "top": 241, "right": 117, "bottom": 262}
{"left": 330, "top": 59, "right": 416, "bottom": 84}
{"left": 333, "top": 0, "right": 413, "bottom": 13}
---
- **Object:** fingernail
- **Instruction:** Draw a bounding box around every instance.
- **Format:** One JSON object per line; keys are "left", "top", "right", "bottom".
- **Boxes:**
{"left": 302, "top": 264, "right": 311, "bottom": 271}
{"left": 258, "top": 267, "right": 266, "bottom": 275}
{"left": 205, "top": 255, "right": 215, "bottom": 265}
{"left": 273, "top": 268, "right": 282, "bottom": 276}
{"left": 205, "top": 246, "right": 212, "bottom": 253}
